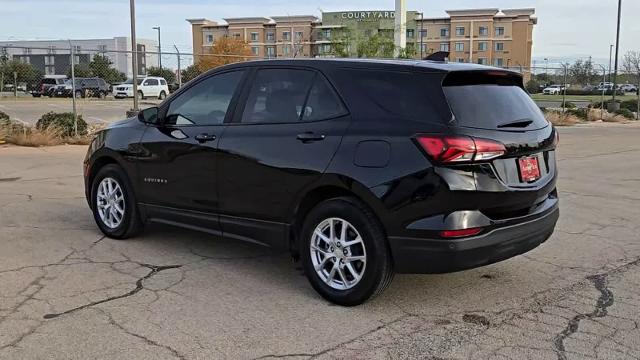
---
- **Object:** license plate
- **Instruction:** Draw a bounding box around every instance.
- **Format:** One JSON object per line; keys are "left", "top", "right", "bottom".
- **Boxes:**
{"left": 518, "top": 156, "right": 541, "bottom": 182}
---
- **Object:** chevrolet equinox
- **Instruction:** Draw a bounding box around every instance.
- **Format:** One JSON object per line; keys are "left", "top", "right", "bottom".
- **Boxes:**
{"left": 84, "top": 59, "right": 559, "bottom": 306}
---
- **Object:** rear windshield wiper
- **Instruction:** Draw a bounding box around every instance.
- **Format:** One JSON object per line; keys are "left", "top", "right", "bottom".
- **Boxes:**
{"left": 497, "top": 119, "right": 534, "bottom": 128}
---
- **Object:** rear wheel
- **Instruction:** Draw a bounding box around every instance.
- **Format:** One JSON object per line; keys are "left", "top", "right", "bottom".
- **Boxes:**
{"left": 300, "top": 197, "right": 394, "bottom": 306}
{"left": 74, "top": 90, "right": 83, "bottom": 99}
{"left": 158, "top": 91, "right": 166, "bottom": 100}
{"left": 90, "top": 164, "right": 142, "bottom": 239}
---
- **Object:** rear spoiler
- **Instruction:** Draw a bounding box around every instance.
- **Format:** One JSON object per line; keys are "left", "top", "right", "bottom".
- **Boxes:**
{"left": 442, "top": 70, "right": 524, "bottom": 88}
{"left": 423, "top": 51, "right": 449, "bottom": 62}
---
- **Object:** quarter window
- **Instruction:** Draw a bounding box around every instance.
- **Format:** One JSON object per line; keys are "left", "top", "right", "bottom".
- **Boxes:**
{"left": 166, "top": 71, "right": 244, "bottom": 126}
{"left": 241, "top": 69, "right": 316, "bottom": 123}
{"left": 144, "top": 79, "right": 159, "bottom": 86}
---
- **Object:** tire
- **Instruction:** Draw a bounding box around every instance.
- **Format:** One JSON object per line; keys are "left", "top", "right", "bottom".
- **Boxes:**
{"left": 137, "top": 90, "right": 145, "bottom": 100}
{"left": 158, "top": 91, "right": 166, "bottom": 100}
{"left": 75, "top": 90, "right": 83, "bottom": 99}
{"left": 300, "top": 197, "right": 394, "bottom": 306}
{"left": 90, "top": 164, "right": 142, "bottom": 239}
{"left": 98, "top": 91, "right": 106, "bottom": 99}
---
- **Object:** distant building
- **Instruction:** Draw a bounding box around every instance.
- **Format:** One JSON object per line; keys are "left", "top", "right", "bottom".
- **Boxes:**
{"left": 0, "top": 37, "right": 158, "bottom": 78}
{"left": 187, "top": 8, "right": 536, "bottom": 68}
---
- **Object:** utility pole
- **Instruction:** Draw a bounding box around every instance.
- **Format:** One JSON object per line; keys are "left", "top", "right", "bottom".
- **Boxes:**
{"left": 130, "top": 0, "right": 139, "bottom": 112}
{"left": 611, "top": 0, "right": 622, "bottom": 106}
{"left": 419, "top": 12, "right": 424, "bottom": 59}
{"left": 174, "top": 44, "right": 182, "bottom": 88}
{"left": 608, "top": 44, "right": 614, "bottom": 82}
{"left": 69, "top": 40, "right": 77, "bottom": 136}
{"left": 394, "top": 0, "right": 406, "bottom": 57}
{"left": 153, "top": 26, "right": 162, "bottom": 70}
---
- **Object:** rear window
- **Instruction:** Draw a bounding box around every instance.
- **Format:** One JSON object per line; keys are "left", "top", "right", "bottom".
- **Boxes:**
{"left": 443, "top": 71, "right": 548, "bottom": 130}
{"left": 334, "top": 69, "right": 450, "bottom": 123}
{"left": 42, "top": 79, "right": 57, "bottom": 85}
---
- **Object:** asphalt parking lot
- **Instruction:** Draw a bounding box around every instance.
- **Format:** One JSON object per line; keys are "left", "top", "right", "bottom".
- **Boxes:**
{"left": 0, "top": 98, "right": 158, "bottom": 125}
{"left": 1, "top": 124, "right": 639, "bottom": 359}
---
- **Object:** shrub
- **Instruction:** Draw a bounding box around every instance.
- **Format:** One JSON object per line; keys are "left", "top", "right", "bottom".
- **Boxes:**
{"left": 0, "top": 110, "right": 9, "bottom": 121}
{"left": 620, "top": 99, "right": 639, "bottom": 112}
{"left": 526, "top": 79, "right": 541, "bottom": 94}
{"left": 36, "top": 112, "right": 87, "bottom": 136}
{"left": 564, "top": 102, "right": 576, "bottom": 109}
{"left": 545, "top": 111, "right": 580, "bottom": 126}
{"left": 567, "top": 108, "right": 588, "bottom": 120}
{"left": 614, "top": 108, "right": 635, "bottom": 119}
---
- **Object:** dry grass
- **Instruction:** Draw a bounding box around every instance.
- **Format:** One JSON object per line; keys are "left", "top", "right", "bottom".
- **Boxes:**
{"left": 0, "top": 120, "right": 101, "bottom": 147}
{"left": 545, "top": 111, "right": 581, "bottom": 126}
{"left": 586, "top": 109, "right": 629, "bottom": 123}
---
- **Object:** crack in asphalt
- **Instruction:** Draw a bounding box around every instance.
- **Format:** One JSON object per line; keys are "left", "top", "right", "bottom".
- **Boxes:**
{"left": 553, "top": 274, "right": 615, "bottom": 360}
{"left": 43, "top": 263, "right": 182, "bottom": 320}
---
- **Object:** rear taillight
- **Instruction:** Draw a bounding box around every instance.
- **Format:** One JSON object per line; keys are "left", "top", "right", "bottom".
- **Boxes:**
{"left": 440, "top": 228, "right": 483, "bottom": 238}
{"left": 415, "top": 135, "right": 506, "bottom": 163}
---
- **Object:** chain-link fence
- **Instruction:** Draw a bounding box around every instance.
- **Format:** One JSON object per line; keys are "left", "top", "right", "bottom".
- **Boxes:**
{"left": 1, "top": 44, "right": 638, "bottom": 127}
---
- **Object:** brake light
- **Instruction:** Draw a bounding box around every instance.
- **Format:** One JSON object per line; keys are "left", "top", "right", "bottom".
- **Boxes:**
{"left": 440, "top": 228, "right": 483, "bottom": 238}
{"left": 416, "top": 135, "right": 506, "bottom": 163}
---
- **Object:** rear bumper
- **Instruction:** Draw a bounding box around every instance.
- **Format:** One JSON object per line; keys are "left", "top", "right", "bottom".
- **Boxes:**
{"left": 388, "top": 202, "right": 559, "bottom": 274}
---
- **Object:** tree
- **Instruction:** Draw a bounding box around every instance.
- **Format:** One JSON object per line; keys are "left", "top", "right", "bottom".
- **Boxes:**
{"left": 180, "top": 64, "right": 202, "bottom": 83}
{"left": 1, "top": 60, "right": 43, "bottom": 90}
{"left": 356, "top": 33, "right": 395, "bottom": 58}
{"left": 198, "top": 37, "right": 252, "bottom": 71}
{"left": 89, "top": 54, "right": 126, "bottom": 84}
{"left": 622, "top": 51, "right": 640, "bottom": 119}
{"left": 330, "top": 28, "right": 354, "bottom": 58}
{"left": 569, "top": 59, "right": 596, "bottom": 86}
{"left": 69, "top": 63, "right": 92, "bottom": 78}
{"left": 147, "top": 66, "right": 176, "bottom": 84}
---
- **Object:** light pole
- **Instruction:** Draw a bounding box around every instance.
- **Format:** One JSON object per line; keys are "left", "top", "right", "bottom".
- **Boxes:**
{"left": 419, "top": 12, "right": 424, "bottom": 59}
{"left": 130, "top": 0, "right": 139, "bottom": 112}
{"left": 152, "top": 26, "right": 162, "bottom": 70}
{"left": 608, "top": 44, "right": 614, "bottom": 82}
{"left": 611, "top": 0, "right": 622, "bottom": 106}
{"left": 544, "top": 57, "right": 549, "bottom": 84}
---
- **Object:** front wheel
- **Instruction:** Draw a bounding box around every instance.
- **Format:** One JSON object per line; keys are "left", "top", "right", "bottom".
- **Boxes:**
{"left": 300, "top": 197, "right": 394, "bottom": 306}
{"left": 137, "top": 90, "right": 145, "bottom": 100}
{"left": 90, "top": 164, "right": 142, "bottom": 239}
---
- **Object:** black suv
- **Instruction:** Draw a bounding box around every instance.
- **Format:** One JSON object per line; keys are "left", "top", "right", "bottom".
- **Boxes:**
{"left": 55, "top": 77, "right": 110, "bottom": 98}
{"left": 84, "top": 59, "right": 559, "bottom": 305}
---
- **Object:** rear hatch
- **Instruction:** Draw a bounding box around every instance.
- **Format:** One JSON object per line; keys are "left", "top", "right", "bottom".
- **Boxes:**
{"left": 442, "top": 70, "right": 557, "bottom": 189}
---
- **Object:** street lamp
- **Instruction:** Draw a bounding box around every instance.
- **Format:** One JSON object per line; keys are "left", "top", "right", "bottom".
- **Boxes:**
{"left": 129, "top": 0, "right": 139, "bottom": 112}
{"left": 611, "top": 0, "right": 622, "bottom": 105}
{"left": 152, "top": 26, "right": 162, "bottom": 70}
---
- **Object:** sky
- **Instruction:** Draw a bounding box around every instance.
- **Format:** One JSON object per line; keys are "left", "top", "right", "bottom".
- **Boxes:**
{"left": 1, "top": 0, "right": 639, "bottom": 67}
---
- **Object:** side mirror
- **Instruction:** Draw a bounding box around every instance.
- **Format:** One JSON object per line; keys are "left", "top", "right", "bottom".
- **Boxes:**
{"left": 138, "top": 107, "right": 159, "bottom": 124}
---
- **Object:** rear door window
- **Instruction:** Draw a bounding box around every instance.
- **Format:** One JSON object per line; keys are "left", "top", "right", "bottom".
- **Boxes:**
{"left": 443, "top": 71, "right": 548, "bottom": 130}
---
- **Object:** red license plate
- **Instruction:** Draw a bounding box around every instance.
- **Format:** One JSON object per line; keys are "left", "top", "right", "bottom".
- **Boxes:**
{"left": 518, "top": 156, "right": 541, "bottom": 182}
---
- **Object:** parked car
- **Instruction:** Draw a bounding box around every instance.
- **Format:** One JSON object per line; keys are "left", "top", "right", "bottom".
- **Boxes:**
{"left": 542, "top": 84, "right": 565, "bottom": 95}
{"left": 53, "top": 78, "right": 110, "bottom": 98}
{"left": 619, "top": 84, "right": 638, "bottom": 93}
{"left": 113, "top": 76, "right": 169, "bottom": 100}
{"left": 84, "top": 59, "right": 559, "bottom": 306}
{"left": 31, "top": 75, "right": 67, "bottom": 97}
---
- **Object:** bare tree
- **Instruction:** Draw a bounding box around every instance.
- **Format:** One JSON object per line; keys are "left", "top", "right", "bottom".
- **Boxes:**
{"left": 622, "top": 51, "right": 640, "bottom": 119}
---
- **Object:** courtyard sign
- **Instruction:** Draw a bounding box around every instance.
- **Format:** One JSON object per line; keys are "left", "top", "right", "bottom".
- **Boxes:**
{"left": 340, "top": 11, "right": 396, "bottom": 21}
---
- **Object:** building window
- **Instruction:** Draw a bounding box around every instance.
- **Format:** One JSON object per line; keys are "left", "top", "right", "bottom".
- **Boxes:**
{"left": 420, "top": 29, "right": 427, "bottom": 38}
{"left": 294, "top": 44, "right": 303, "bottom": 55}
{"left": 406, "top": 29, "right": 414, "bottom": 39}
{"left": 47, "top": 46, "right": 56, "bottom": 54}
{"left": 320, "top": 44, "right": 331, "bottom": 54}
{"left": 455, "top": 26, "right": 465, "bottom": 36}
{"left": 454, "top": 42, "right": 464, "bottom": 52}
{"left": 251, "top": 46, "right": 259, "bottom": 56}
{"left": 477, "top": 57, "right": 488, "bottom": 65}
{"left": 98, "top": 45, "right": 108, "bottom": 53}
{"left": 266, "top": 32, "right": 275, "bottom": 41}
{"left": 478, "top": 42, "right": 488, "bottom": 51}
{"left": 283, "top": 31, "right": 291, "bottom": 41}
{"left": 495, "top": 27, "right": 505, "bottom": 36}
{"left": 283, "top": 44, "right": 291, "bottom": 56}
{"left": 440, "top": 28, "right": 449, "bottom": 37}
{"left": 295, "top": 31, "right": 304, "bottom": 40}
{"left": 479, "top": 26, "right": 489, "bottom": 36}
{"left": 233, "top": 33, "right": 241, "bottom": 39}
{"left": 206, "top": 34, "right": 214, "bottom": 43}
{"left": 19, "top": 56, "right": 30, "bottom": 64}
{"left": 266, "top": 46, "right": 276, "bottom": 58}
{"left": 73, "top": 45, "right": 81, "bottom": 53}
{"left": 440, "top": 43, "right": 450, "bottom": 52}
{"left": 322, "top": 29, "right": 331, "bottom": 39}
{"left": 495, "top": 42, "right": 505, "bottom": 51}
{"left": 457, "top": 58, "right": 465, "bottom": 63}
{"left": 44, "top": 55, "right": 55, "bottom": 75}
{"left": 250, "top": 32, "right": 259, "bottom": 42}
{"left": 22, "top": 48, "right": 31, "bottom": 55}
{"left": 494, "top": 58, "right": 504, "bottom": 67}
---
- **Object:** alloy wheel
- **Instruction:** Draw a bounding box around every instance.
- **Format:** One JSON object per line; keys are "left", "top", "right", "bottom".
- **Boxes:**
{"left": 309, "top": 217, "right": 367, "bottom": 290}
{"left": 96, "top": 177, "right": 125, "bottom": 229}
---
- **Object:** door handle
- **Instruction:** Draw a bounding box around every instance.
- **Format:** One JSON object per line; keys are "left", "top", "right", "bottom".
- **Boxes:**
{"left": 195, "top": 133, "right": 216, "bottom": 143}
{"left": 296, "top": 132, "right": 326, "bottom": 143}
